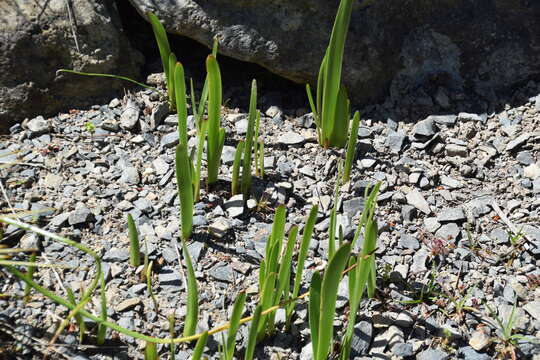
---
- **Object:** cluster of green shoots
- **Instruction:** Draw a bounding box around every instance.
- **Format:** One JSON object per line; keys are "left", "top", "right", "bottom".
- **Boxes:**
{"left": 0, "top": 173, "right": 381, "bottom": 360}
{"left": 0, "top": 0, "right": 390, "bottom": 358}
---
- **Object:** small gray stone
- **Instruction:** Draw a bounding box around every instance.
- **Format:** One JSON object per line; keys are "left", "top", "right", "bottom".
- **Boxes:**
{"left": 446, "top": 143, "right": 468, "bottom": 157}
{"left": 523, "top": 301, "right": 540, "bottom": 321}
{"left": 134, "top": 198, "right": 153, "bottom": 213}
{"left": 350, "top": 321, "right": 373, "bottom": 357}
{"left": 221, "top": 145, "right": 237, "bottom": 165}
{"left": 235, "top": 118, "right": 248, "bottom": 134}
{"left": 161, "top": 132, "right": 180, "bottom": 148}
{"left": 516, "top": 151, "right": 534, "bottom": 165}
{"left": 469, "top": 330, "right": 491, "bottom": 351}
{"left": 457, "top": 112, "right": 483, "bottom": 122}
{"left": 44, "top": 173, "right": 63, "bottom": 189}
{"left": 209, "top": 264, "right": 233, "bottom": 282}
{"left": 68, "top": 206, "right": 94, "bottom": 226}
{"left": 424, "top": 217, "right": 441, "bottom": 233}
{"left": 49, "top": 213, "right": 71, "bottom": 228}
{"left": 152, "top": 158, "right": 169, "bottom": 175}
{"left": 208, "top": 219, "right": 231, "bottom": 238}
{"left": 27, "top": 116, "right": 51, "bottom": 136}
{"left": 401, "top": 205, "right": 417, "bottom": 222}
{"left": 120, "top": 98, "right": 140, "bottom": 130}
{"left": 437, "top": 208, "right": 466, "bottom": 222}
{"left": 435, "top": 223, "right": 461, "bottom": 241}
{"left": 150, "top": 102, "right": 169, "bottom": 129}
{"left": 413, "top": 117, "right": 437, "bottom": 138}
{"left": 524, "top": 163, "right": 540, "bottom": 179}
{"left": 440, "top": 175, "right": 462, "bottom": 189}
{"left": 399, "top": 233, "right": 420, "bottom": 250}
{"left": 489, "top": 228, "right": 508, "bottom": 244}
{"left": 505, "top": 133, "right": 531, "bottom": 152}
{"left": 385, "top": 131, "right": 407, "bottom": 152}
{"left": 102, "top": 248, "right": 130, "bottom": 262}
{"left": 429, "top": 114, "right": 457, "bottom": 126}
{"left": 343, "top": 197, "right": 365, "bottom": 217}
{"left": 119, "top": 167, "right": 140, "bottom": 185}
{"left": 456, "top": 346, "right": 491, "bottom": 360}
{"left": 159, "top": 267, "right": 183, "bottom": 290}
{"left": 411, "top": 249, "right": 428, "bottom": 274}
{"left": 406, "top": 189, "right": 431, "bottom": 214}
{"left": 278, "top": 131, "right": 305, "bottom": 146}
{"left": 416, "top": 348, "right": 449, "bottom": 360}
{"left": 392, "top": 343, "right": 414, "bottom": 357}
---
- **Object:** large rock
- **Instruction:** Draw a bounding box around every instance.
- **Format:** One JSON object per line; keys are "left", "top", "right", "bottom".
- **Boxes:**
{"left": 128, "top": 0, "right": 540, "bottom": 107}
{"left": 0, "top": 1, "right": 143, "bottom": 132}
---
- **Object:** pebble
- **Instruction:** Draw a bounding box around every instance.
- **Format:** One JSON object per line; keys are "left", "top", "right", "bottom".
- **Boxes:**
{"left": 27, "top": 116, "right": 51, "bottom": 136}
{"left": 505, "top": 133, "right": 530, "bottom": 152}
{"left": 278, "top": 131, "right": 305, "bottom": 146}
{"left": 469, "top": 330, "right": 491, "bottom": 351}
{"left": 120, "top": 167, "right": 140, "bottom": 185}
{"left": 406, "top": 189, "right": 431, "bottom": 214}
{"left": 413, "top": 117, "right": 437, "bottom": 138}
{"left": 120, "top": 98, "right": 140, "bottom": 130}
{"left": 350, "top": 321, "right": 373, "bottom": 356}
{"left": 68, "top": 206, "right": 94, "bottom": 226}
{"left": 437, "top": 207, "right": 466, "bottom": 222}
{"left": 416, "top": 348, "right": 449, "bottom": 360}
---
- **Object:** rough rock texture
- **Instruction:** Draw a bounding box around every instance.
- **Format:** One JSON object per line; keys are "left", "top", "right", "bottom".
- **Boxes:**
{"left": 128, "top": 0, "right": 540, "bottom": 107}
{"left": 0, "top": 0, "right": 143, "bottom": 132}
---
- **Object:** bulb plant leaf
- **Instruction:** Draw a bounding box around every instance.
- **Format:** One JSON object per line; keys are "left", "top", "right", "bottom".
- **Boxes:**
{"left": 206, "top": 55, "right": 226, "bottom": 185}
{"left": 225, "top": 291, "right": 247, "bottom": 360}
{"left": 312, "top": 241, "right": 351, "bottom": 360}
{"left": 342, "top": 110, "right": 360, "bottom": 184}
{"left": 127, "top": 214, "right": 140, "bottom": 267}
{"left": 286, "top": 205, "right": 318, "bottom": 327}
{"left": 181, "top": 238, "right": 199, "bottom": 337}
{"left": 245, "top": 305, "right": 262, "bottom": 360}
{"left": 192, "top": 330, "right": 208, "bottom": 360}
{"left": 340, "top": 184, "right": 380, "bottom": 360}
{"left": 175, "top": 144, "right": 194, "bottom": 241}
{"left": 144, "top": 341, "right": 158, "bottom": 360}
{"left": 307, "top": 0, "right": 355, "bottom": 148}
{"left": 174, "top": 62, "right": 189, "bottom": 146}
{"left": 241, "top": 80, "right": 258, "bottom": 202}
{"left": 148, "top": 12, "right": 174, "bottom": 105}
{"left": 231, "top": 141, "right": 245, "bottom": 195}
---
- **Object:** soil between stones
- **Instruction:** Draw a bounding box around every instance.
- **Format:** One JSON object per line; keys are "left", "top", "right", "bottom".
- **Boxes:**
{"left": 1, "top": 79, "right": 540, "bottom": 360}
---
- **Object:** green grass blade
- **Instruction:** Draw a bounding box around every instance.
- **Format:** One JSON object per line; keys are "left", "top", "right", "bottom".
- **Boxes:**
{"left": 245, "top": 305, "right": 262, "bottom": 360}
{"left": 287, "top": 205, "right": 318, "bottom": 324}
{"left": 258, "top": 260, "right": 266, "bottom": 296}
{"left": 276, "top": 226, "right": 298, "bottom": 304}
{"left": 175, "top": 144, "right": 194, "bottom": 240}
{"left": 265, "top": 205, "right": 286, "bottom": 272}
{"left": 174, "top": 62, "right": 188, "bottom": 146}
{"left": 192, "top": 331, "right": 208, "bottom": 360}
{"left": 168, "top": 314, "right": 176, "bottom": 360}
{"left": 168, "top": 53, "right": 177, "bottom": 109}
{"left": 343, "top": 110, "right": 360, "bottom": 183}
{"left": 259, "top": 142, "right": 265, "bottom": 179}
{"left": 317, "top": 241, "right": 351, "bottom": 360}
{"left": 309, "top": 271, "right": 322, "bottom": 359}
{"left": 23, "top": 252, "right": 37, "bottom": 299}
{"left": 231, "top": 141, "right": 245, "bottom": 195}
{"left": 148, "top": 12, "right": 172, "bottom": 79}
{"left": 194, "top": 119, "right": 207, "bottom": 202}
{"left": 127, "top": 214, "right": 140, "bottom": 267}
{"left": 66, "top": 287, "right": 86, "bottom": 343}
{"left": 257, "top": 272, "right": 277, "bottom": 339}
{"left": 57, "top": 69, "right": 162, "bottom": 94}
{"left": 144, "top": 341, "right": 158, "bottom": 360}
{"left": 226, "top": 291, "right": 247, "bottom": 360}
{"left": 96, "top": 271, "right": 107, "bottom": 345}
{"left": 181, "top": 238, "right": 199, "bottom": 337}
{"left": 242, "top": 80, "right": 257, "bottom": 201}
{"left": 254, "top": 110, "right": 261, "bottom": 175}
{"left": 206, "top": 55, "right": 223, "bottom": 185}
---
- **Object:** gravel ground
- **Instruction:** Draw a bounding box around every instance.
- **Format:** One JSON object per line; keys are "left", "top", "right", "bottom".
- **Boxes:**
{"left": 1, "top": 78, "right": 540, "bottom": 360}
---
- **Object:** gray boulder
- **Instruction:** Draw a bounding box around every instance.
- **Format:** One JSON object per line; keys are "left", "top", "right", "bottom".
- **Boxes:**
{"left": 0, "top": 0, "right": 143, "bottom": 132}
{"left": 128, "top": 0, "right": 540, "bottom": 106}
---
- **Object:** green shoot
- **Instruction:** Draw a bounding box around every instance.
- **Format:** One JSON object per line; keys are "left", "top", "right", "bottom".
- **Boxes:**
{"left": 144, "top": 341, "right": 158, "bottom": 360}
{"left": 231, "top": 141, "right": 245, "bottom": 195}
{"left": 342, "top": 111, "right": 360, "bottom": 183}
{"left": 127, "top": 214, "right": 140, "bottom": 267}
{"left": 241, "top": 80, "right": 258, "bottom": 202}
{"left": 206, "top": 55, "right": 226, "bottom": 185}
{"left": 244, "top": 305, "right": 262, "bottom": 360}
{"left": 175, "top": 144, "right": 193, "bottom": 240}
{"left": 310, "top": 242, "right": 351, "bottom": 360}
{"left": 225, "top": 291, "right": 246, "bottom": 360}
{"left": 66, "top": 287, "right": 86, "bottom": 343}
{"left": 181, "top": 238, "right": 199, "bottom": 337}
{"left": 192, "top": 331, "right": 208, "bottom": 360}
